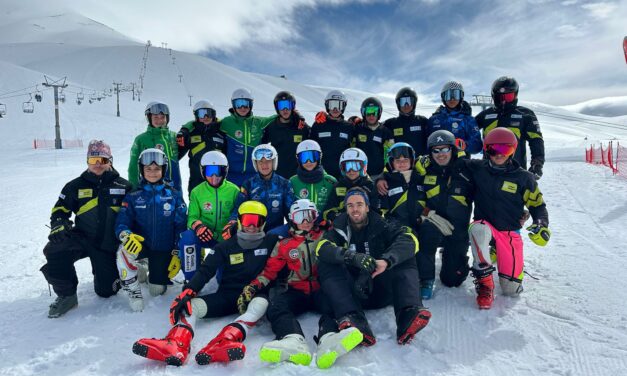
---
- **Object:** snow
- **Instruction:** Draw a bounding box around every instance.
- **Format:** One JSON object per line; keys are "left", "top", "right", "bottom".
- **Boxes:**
{"left": 2, "top": 3, "right": 627, "bottom": 376}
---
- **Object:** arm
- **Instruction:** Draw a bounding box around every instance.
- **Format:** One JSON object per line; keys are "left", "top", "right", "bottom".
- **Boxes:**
{"left": 322, "top": 184, "right": 342, "bottom": 221}
{"left": 114, "top": 194, "right": 136, "bottom": 239}
{"left": 128, "top": 137, "right": 141, "bottom": 189}
{"left": 187, "top": 192, "right": 201, "bottom": 229}
{"left": 464, "top": 116, "right": 483, "bottom": 154}
{"left": 173, "top": 192, "right": 188, "bottom": 246}
{"left": 379, "top": 224, "right": 419, "bottom": 269}
{"left": 523, "top": 177, "right": 549, "bottom": 226}
{"left": 315, "top": 229, "right": 348, "bottom": 264}
{"left": 50, "top": 181, "right": 77, "bottom": 224}
{"left": 525, "top": 110, "right": 545, "bottom": 171}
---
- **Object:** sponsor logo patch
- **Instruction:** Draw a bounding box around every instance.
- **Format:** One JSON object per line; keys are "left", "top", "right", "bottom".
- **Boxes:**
{"left": 230, "top": 253, "right": 244, "bottom": 265}
{"left": 394, "top": 128, "right": 403, "bottom": 136}
{"left": 501, "top": 181, "right": 518, "bottom": 193}
{"left": 255, "top": 248, "right": 268, "bottom": 256}
{"left": 78, "top": 189, "right": 93, "bottom": 198}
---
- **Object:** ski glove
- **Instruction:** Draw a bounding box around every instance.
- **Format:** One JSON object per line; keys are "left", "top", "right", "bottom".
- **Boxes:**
{"left": 527, "top": 221, "right": 551, "bottom": 247}
{"left": 315, "top": 111, "right": 327, "bottom": 124}
{"left": 528, "top": 160, "right": 543, "bottom": 180}
{"left": 191, "top": 220, "right": 213, "bottom": 242}
{"left": 353, "top": 271, "right": 373, "bottom": 300}
{"left": 221, "top": 220, "right": 237, "bottom": 241}
{"left": 176, "top": 129, "right": 189, "bottom": 148}
{"left": 421, "top": 210, "right": 455, "bottom": 236}
{"left": 120, "top": 231, "right": 144, "bottom": 257}
{"left": 237, "top": 282, "right": 262, "bottom": 314}
{"left": 415, "top": 155, "right": 430, "bottom": 175}
{"left": 167, "top": 251, "right": 181, "bottom": 279}
{"left": 344, "top": 250, "right": 376, "bottom": 274}
{"left": 169, "top": 288, "right": 196, "bottom": 325}
{"left": 49, "top": 218, "right": 72, "bottom": 243}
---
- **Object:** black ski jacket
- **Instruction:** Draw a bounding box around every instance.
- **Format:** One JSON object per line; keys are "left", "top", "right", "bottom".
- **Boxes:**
{"left": 353, "top": 123, "right": 394, "bottom": 176}
{"left": 310, "top": 116, "right": 355, "bottom": 180}
{"left": 382, "top": 113, "right": 429, "bottom": 156}
{"left": 262, "top": 114, "right": 310, "bottom": 179}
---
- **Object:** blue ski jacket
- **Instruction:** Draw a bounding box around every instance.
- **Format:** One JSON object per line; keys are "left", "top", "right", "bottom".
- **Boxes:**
{"left": 427, "top": 105, "right": 483, "bottom": 154}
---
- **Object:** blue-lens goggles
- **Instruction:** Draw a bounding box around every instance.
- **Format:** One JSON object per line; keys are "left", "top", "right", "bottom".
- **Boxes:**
{"left": 276, "top": 99, "right": 294, "bottom": 111}
{"left": 298, "top": 150, "right": 321, "bottom": 165}
{"left": 233, "top": 98, "right": 252, "bottom": 109}
{"left": 195, "top": 108, "right": 215, "bottom": 119}
{"left": 341, "top": 160, "right": 364, "bottom": 173}
{"left": 253, "top": 148, "right": 275, "bottom": 160}
{"left": 204, "top": 165, "right": 227, "bottom": 178}
{"left": 443, "top": 89, "right": 463, "bottom": 101}
{"left": 398, "top": 96, "right": 414, "bottom": 107}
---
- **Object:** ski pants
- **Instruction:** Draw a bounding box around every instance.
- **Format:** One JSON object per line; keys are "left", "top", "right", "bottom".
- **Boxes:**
{"left": 196, "top": 286, "right": 270, "bottom": 319}
{"left": 417, "top": 219, "right": 470, "bottom": 287}
{"left": 40, "top": 231, "right": 119, "bottom": 298}
{"left": 266, "top": 288, "right": 338, "bottom": 340}
{"left": 318, "top": 256, "right": 423, "bottom": 320}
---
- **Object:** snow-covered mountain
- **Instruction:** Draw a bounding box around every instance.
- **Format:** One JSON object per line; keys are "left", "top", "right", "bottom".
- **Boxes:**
{"left": 561, "top": 96, "right": 627, "bottom": 118}
{"left": 1, "top": 3, "right": 627, "bottom": 376}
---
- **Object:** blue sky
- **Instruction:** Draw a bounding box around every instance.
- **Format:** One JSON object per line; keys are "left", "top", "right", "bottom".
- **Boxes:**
{"left": 69, "top": 0, "right": 627, "bottom": 106}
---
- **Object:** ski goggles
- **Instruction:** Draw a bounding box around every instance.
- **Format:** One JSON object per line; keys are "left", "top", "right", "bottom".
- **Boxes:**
{"left": 139, "top": 150, "right": 167, "bottom": 166}
{"left": 389, "top": 145, "right": 414, "bottom": 160}
{"left": 275, "top": 99, "right": 294, "bottom": 111}
{"left": 431, "top": 146, "right": 452, "bottom": 154}
{"left": 340, "top": 160, "right": 365, "bottom": 173}
{"left": 290, "top": 209, "right": 317, "bottom": 225}
{"left": 326, "top": 99, "right": 345, "bottom": 111}
{"left": 239, "top": 213, "right": 266, "bottom": 228}
{"left": 398, "top": 96, "right": 414, "bottom": 107}
{"left": 298, "top": 150, "right": 321, "bottom": 164}
{"left": 497, "top": 92, "right": 516, "bottom": 103}
{"left": 87, "top": 157, "right": 111, "bottom": 165}
{"left": 233, "top": 98, "right": 252, "bottom": 109}
{"left": 443, "top": 89, "right": 463, "bottom": 101}
{"left": 362, "top": 105, "right": 380, "bottom": 117}
{"left": 195, "top": 108, "right": 216, "bottom": 119}
{"left": 147, "top": 103, "right": 169, "bottom": 115}
{"left": 203, "top": 165, "right": 227, "bottom": 178}
{"left": 253, "top": 148, "right": 275, "bottom": 160}
{"left": 485, "top": 143, "right": 516, "bottom": 157}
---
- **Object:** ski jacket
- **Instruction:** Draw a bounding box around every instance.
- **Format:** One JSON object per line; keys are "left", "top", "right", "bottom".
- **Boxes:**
{"left": 184, "top": 233, "right": 279, "bottom": 292}
{"left": 379, "top": 170, "right": 423, "bottom": 230}
{"left": 322, "top": 176, "right": 379, "bottom": 221}
{"left": 316, "top": 211, "right": 418, "bottom": 270}
{"left": 428, "top": 104, "right": 483, "bottom": 154}
{"left": 353, "top": 123, "right": 395, "bottom": 176}
{"left": 51, "top": 169, "right": 132, "bottom": 251}
{"left": 115, "top": 183, "right": 187, "bottom": 252}
{"left": 475, "top": 105, "right": 545, "bottom": 169}
{"left": 290, "top": 168, "right": 337, "bottom": 211}
{"left": 177, "top": 120, "right": 227, "bottom": 193}
{"left": 188, "top": 180, "right": 243, "bottom": 241}
{"left": 229, "top": 173, "right": 295, "bottom": 230}
{"left": 128, "top": 126, "right": 181, "bottom": 191}
{"left": 252, "top": 227, "right": 326, "bottom": 294}
{"left": 310, "top": 116, "right": 355, "bottom": 179}
{"left": 261, "top": 115, "right": 310, "bottom": 179}
{"left": 461, "top": 159, "right": 549, "bottom": 231}
{"left": 219, "top": 109, "right": 276, "bottom": 186}
{"left": 382, "top": 114, "right": 429, "bottom": 156}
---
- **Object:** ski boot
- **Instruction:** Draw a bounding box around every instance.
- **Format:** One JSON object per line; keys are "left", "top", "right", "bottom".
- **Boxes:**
{"left": 474, "top": 273, "right": 495, "bottom": 309}
{"left": 338, "top": 311, "right": 376, "bottom": 346}
{"left": 195, "top": 324, "right": 246, "bottom": 365}
{"left": 121, "top": 278, "right": 143, "bottom": 312}
{"left": 132, "top": 323, "right": 194, "bottom": 366}
{"left": 48, "top": 294, "right": 78, "bottom": 318}
{"left": 420, "top": 279, "right": 435, "bottom": 300}
{"left": 316, "top": 327, "right": 363, "bottom": 369}
{"left": 396, "top": 306, "right": 431, "bottom": 344}
{"left": 259, "top": 334, "right": 312, "bottom": 366}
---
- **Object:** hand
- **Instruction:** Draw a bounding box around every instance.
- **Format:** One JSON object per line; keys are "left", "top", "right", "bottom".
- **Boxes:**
{"left": 221, "top": 220, "right": 237, "bottom": 240}
{"left": 237, "top": 282, "right": 261, "bottom": 314}
{"left": 415, "top": 155, "right": 430, "bottom": 175}
{"left": 421, "top": 210, "right": 455, "bottom": 236}
{"left": 344, "top": 250, "right": 376, "bottom": 274}
{"left": 455, "top": 138, "right": 467, "bottom": 151}
{"left": 526, "top": 221, "right": 551, "bottom": 246}
{"left": 167, "top": 251, "right": 181, "bottom": 279}
{"left": 315, "top": 111, "right": 327, "bottom": 124}
{"left": 176, "top": 130, "right": 188, "bottom": 147}
{"left": 529, "top": 160, "right": 543, "bottom": 180}
{"left": 48, "top": 218, "right": 72, "bottom": 243}
{"left": 169, "top": 288, "right": 196, "bottom": 325}
{"left": 192, "top": 220, "right": 213, "bottom": 242}
{"left": 120, "top": 231, "right": 144, "bottom": 257}
{"left": 353, "top": 271, "right": 373, "bottom": 299}
{"left": 376, "top": 179, "right": 389, "bottom": 196}
{"left": 372, "top": 259, "right": 389, "bottom": 278}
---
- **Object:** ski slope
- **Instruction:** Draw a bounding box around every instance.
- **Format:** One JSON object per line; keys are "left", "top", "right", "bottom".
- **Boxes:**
{"left": 1, "top": 3, "right": 627, "bottom": 376}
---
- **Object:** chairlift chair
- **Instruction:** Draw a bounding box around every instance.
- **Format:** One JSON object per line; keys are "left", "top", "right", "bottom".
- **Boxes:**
{"left": 0, "top": 103, "right": 6, "bottom": 116}
{"left": 77, "top": 92, "right": 85, "bottom": 101}
{"left": 23, "top": 101, "right": 34, "bottom": 114}
{"left": 59, "top": 92, "right": 66, "bottom": 103}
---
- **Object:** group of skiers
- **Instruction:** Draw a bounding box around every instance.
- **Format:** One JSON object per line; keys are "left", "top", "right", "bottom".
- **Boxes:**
{"left": 40, "top": 75, "right": 551, "bottom": 368}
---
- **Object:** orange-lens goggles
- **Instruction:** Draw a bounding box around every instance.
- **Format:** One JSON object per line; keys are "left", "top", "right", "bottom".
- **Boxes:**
{"left": 485, "top": 143, "right": 516, "bottom": 157}
{"left": 87, "top": 157, "right": 111, "bottom": 165}
{"left": 239, "top": 213, "right": 266, "bottom": 228}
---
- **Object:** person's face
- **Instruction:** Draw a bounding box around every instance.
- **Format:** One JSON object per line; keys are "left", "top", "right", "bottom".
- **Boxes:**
{"left": 87, "top": 157, "right": 112, "bottom": 176}
{"left": 329, "top": 108, "right": 342, "bottom": 119}
{"left": 431, "top": 146, "right": 453, "bottom": 166}
{"left": 279, "top": 108, "right": 292, "bottom": 120}
{"left": 489, "top": 153, "right": 509, "bottom": 166}
{"left": 235, "top": 107, "right": 250, "bottom": 117}
{"left": 296, "top": 221, "right": 314, "bottom": 232}
{"left": 143, "top": 163, "right": 163, "bottom": 183}
{"left": 242, "top": 224, "right": 261, "bottom": 233}
{"left": 346, "top": 194, "right": 369, "bottom": 225}
{"left": 303, "top": 161, "right": 317, "bottom": 171}
{"left": 151, "top": 114, "right": 167, "bottom": 127}
{"left": 392, "top": 156, "right": 411, "bottom": 172}
{"left": 256, "top": 159, "right": 274, "bottom": 177}
{"left": 199, "top": 116, "right": 213, "bottom": 125}
{"left": 400, "top": 100, "right": 414, "bottom": 114}
{"left": 445, "top": 99, "right": 460, "bottom": 109}
{"left": 365, "top": 113, "right": 378, "bottom": 125}
{"left": 207, "top": 175, "right": 223, "bottom": 187}
{"left": 345, "top": 169, "right": 360, "bottom": 181}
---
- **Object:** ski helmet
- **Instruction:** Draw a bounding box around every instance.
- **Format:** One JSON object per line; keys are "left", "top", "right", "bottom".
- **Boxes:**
{"left": 289, "top": 199, "right": 318, "bottom": 227}
{"left": 360, "top": 97, "right": 383, "bottom": 121}
{"left": 251, "top": 143, "right": 278, "bottom": 172}
{"left": 138, "top": 148, "right": 168, "bottom": 183}
{"left": 440, "top": 81, "right": 464, "bottom": 104}
{"left": 483, "top": 127, "right": 518, "bottom": 158}
{"left": 386, "top": 142, "right": 415, "bottom": 171}
{"left": 193, "top": 100, "right": 216, "bottom": 122}
{"left": 273, "top": 91, "right": 296, "bottom": 115}
{"left": 324, "top": 90, "right": 347, "bottom": 114}
{"left": 395, "top": 87, "right": 417, "bottom": 112}
{"left": 237, "top": 200, "right": 268, "bottom": 230}
{"left": 491, "top": 76, "right": 519, "bottom": 110}
{"left": 427, "top": 130, "right": 456, "bottom": 149}
{"left": 145, "top": 101, "right": 170, "bottom": 126}
{"left": 339, "top": 147, "right": 368, "bottom": 177}
{"left": 231, "top": 88, "right": 254, "bottom": 111}
{"left": 200, "top": 150, "right": 229, "bottom": 186}
{"left": 296, "top": 139, "right": 322, "bottom": 167}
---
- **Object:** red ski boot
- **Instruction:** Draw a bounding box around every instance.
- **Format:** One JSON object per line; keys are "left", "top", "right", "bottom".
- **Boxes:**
{"left": 195, "top": 323, "right": 246, "bottom": 365}
{"left": 132, "top": 324, "right": 194, "bottom": 366}
{"left": 396, "top": 307, "right": 432, "bottom": 345}
{"left": 474, "top": 274, "right": 495, "bottom": 310}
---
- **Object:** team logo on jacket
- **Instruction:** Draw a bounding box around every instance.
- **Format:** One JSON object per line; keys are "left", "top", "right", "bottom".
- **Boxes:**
{"left": 288, "top": 249, "right": 299, "bottom": 259}
{"left": 299, "top": 189, "right": 309, "bottom": 198}
{"left": 235, "top": 130, "right": 243, "bottom": 139}
{"left": 203, "top": 202, "right": 213, "bottom": 211}
{"left": 272, "top": 200, "right": 280, "bottom": 208}
{"left": 452, "top": 122, "right": 459, "bottom": 129}
{"left": 163, "top": 202, "right": 172, "bottom": 211}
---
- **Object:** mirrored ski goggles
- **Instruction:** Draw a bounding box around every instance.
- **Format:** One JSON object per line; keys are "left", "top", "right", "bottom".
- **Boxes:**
{"left": 87, "top": 157, "right": 111, "bottom": 165}
{"left": 239, "top": 213, "right": 266, "bottom": 228}
{"left": 497, "top": 92, "right": 516, "bottom": 103}
{"left": 276, "top": 99, "right": 294, "bottom": 111}
{"left": 431, "top": 146, "right": 452, "bottom": 154}
{"left": 253, "top": 148, "right": 275, "bottom": 160}
{"left": 398, "top": 96, "right": 414, "bottom": 107}
{"left": 485, "top": 143, "right": 516, "bottom": 157}
{"left": 389, "top": 146, "right": 414, "bottom": 160}
{"left": 203, "top": 165, "right": 227, "bottom": 178}
{"left": 233, "top": 98, "right": 252, "bottom": 109}
{"left": 443, "top": 89, "right": 463, "bottom": 101}
{"left": 195, "top": 108, "right": 216, "bottom": 119}
{"left": 139, "top": 151, "right": 167, "bottom": 166}
{"left": 298, "top": 150, "right": 321, "bottom": 164}
{"left": 363, "top": 105, "right": 380, "bottom": 117}
{"left": 290, "top": 209, "right": 317, "bottom": 225}
{"left": 148, "top": 103, "right": 169, "bottom": 115}
{"left": 340, "top": 160, "right": 365, "bottom": 173}
{"left": 326, "top": 99, "right": 345, "bottom": 111}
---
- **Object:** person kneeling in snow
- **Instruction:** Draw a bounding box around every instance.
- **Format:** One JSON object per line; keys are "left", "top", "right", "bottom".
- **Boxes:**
{"left": 114, "top": 148, "right": 187, "bottom": 312}
{"left": 132, "top": 201, "right": 279, "bottom": 366}
{"left": 316, "top": 187, "right": 431, "bottom": 347}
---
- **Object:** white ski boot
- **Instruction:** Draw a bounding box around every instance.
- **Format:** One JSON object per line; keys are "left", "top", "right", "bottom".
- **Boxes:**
{"left": 259, "top": 334, "right": 312, "bottom": 366}
{"left": 316, "top": 327, "right": 363, "bottom": 369}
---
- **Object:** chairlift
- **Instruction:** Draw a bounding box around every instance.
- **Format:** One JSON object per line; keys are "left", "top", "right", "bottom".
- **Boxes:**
{"left": 77, "top": 91, "right": 84, "bottom": 101}
{"left": 0, "top": 103, "right": 6, "bottom": 116}
{"left": 76, "top": 99, "right": 82, "bottom": 105}
{"left": 35, "top": 85, "right": 43, "bottom": 102}
{"left": 90, "top": 93, "right": 98, "bottom": 101}
{"left": 59, "top": 92, "right": 66, "bottom": 103}
{"left": 23, "top": 95, "right": 34, "bottom": 113}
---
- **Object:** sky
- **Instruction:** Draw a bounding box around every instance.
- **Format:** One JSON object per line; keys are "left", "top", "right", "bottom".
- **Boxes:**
{"left": 54, "top": 0, "right": 627, "bottom": 106}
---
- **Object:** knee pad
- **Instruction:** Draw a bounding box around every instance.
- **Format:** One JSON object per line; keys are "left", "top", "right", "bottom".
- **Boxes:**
{"left": 148, "top": 283, "right": 166, "bottom": 297}
{"left": 469, "top": 223, "right": 494, "bottom": 269}
{"left": 499, "top": 276, "right": 523, "bottom": 297}
{"left": 190, "top": 297, "right": 208, "bottom": 319}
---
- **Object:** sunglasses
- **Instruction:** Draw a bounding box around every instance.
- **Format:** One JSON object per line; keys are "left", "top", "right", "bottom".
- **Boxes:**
{"left": 239, "top": 213, "right": 266, "bottom": 228}
{"left": 276, "top": 99, "right": 294, "bottom": 111}
{"left": 363, "top": 105, "right": 380, "bottom": 117}
{"left": 233, "top": 98, "right": 252, "bottom": 109}
{"left": 204, "top": 165, "right": 227, "bottom": 178}
{"left": 253, "top": 148, "right": 275, "bottom": 160}
{"left": 298, "top": 150, "right": 321, "bottom": 165}
{"left": 87, "top": 157, "right": 111, "bottom": 165}
{"left": 431, "top": 147, "right": 452, "bottom": 154}
{"left": 497, "top": 92, "right": 516, "bottom": 103}
{"left": 326, "top": 99, "right": 345, "bottom": 111}
{"left": 290, "top": 209, "right": 317, "bottom": 225}
{"left": 398, "top": 96, "right": 414, "bottom": 107}
{"left": 443, "top": 89, "right": 463, "bottom": 101}
{"left": 485, "top": 143, "right": 516, "bottom": 157}
{"left": 195, "top": 108, "right": 215, "bottom": 119}
{"left": 341, "top": 160, "right": 364, "bottom": 173}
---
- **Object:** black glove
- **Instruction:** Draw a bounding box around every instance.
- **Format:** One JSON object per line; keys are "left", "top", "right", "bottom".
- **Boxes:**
{"left": 353, "top": 271, "right": 373, "bottom": 299}
{"left": 528, "top": 160, "right": 543, "bottom": 179}
{"left": 49, "top": 218, "right": 72, "bottom": 243}
{"left": 344, "top": 250, "right": 376, "bottom": 274}
{"left": 169, "top": 288, "right": 196, "bottom": 325}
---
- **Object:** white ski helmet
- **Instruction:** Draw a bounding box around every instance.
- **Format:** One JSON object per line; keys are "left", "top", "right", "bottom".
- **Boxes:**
{"left": 296, "top": 139, "right": 322, "bottom": 155}
{"left": 138, "top": 148, "right": 168, "bottom": 182}
{"left": 440, "top": 81, "right": 464, "bottom": 102}
{"left": 231, "top": 88, "right": 254, "bottom": 110}
{"left": 289, "top": 199, "right": 318, "bottom": 225}
{"left": 200, "top": 150, "right": 229, "bottom": 182}
{"left": 144, "top": 101, "right": 170, "bottom": 126}
{"left": 339, "top": 147, "right": 368, "bottom": 177}
{"left": 324, "top": 90, "right": 347, "bottom": 114}
{"left": 251, "top": 143, "right": 278, "bottom": 172}
{"left": 193, "top": 99, "right": 216, "bottom": 121}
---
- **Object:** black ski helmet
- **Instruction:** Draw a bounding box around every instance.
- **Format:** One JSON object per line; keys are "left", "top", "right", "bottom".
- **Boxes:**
{"left": 427, "top": 130, "right": 456, "bottom": 149}
{"left": 360, "top": 97, "right": 383, "bottom": 121}
{"left": 273, "top": 91, "right": 296, "bottom": 115}
{"left": 491, "top": 76, "right": 519, "bottom": 110}
{"left": 395, "top": 87, "right": 417, "bottom": 112}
